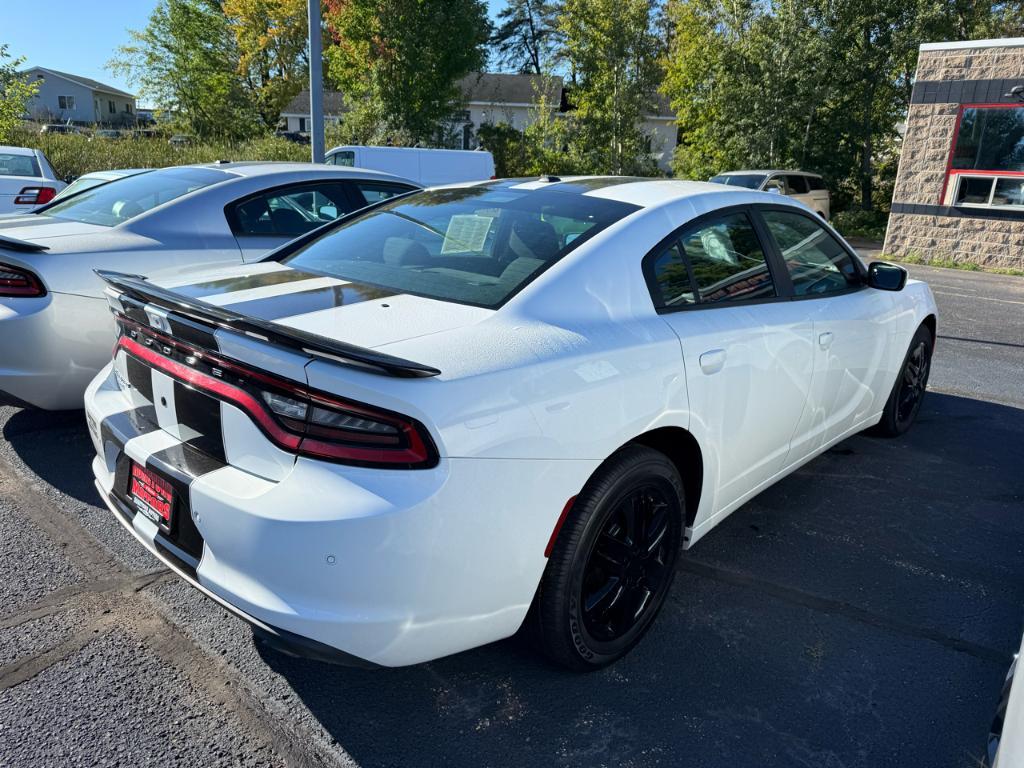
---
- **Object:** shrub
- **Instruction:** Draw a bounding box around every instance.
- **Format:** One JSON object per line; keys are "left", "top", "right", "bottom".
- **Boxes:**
{"left": 830, "top": 209, "right": 889, "bottom": 242}
{"left": 9, "top": 126, "right": 309, "bottom": 180}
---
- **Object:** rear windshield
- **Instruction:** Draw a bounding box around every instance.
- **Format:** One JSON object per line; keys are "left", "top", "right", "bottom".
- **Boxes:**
{"left": 279, "top": 184, "right": 639, "bottom": 308}
{"left": 40, "top": 167, "right": 230, "bottom": 226}
{"left": 710, "top": 174, "right": 767, "bottom": 189}
{"left": 0, "top": 153, "right": 41, "bottom": 178}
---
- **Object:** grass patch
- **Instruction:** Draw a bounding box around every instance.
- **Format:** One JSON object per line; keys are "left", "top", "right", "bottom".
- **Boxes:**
{"left": 882, "top": 252, "right": 1024, "bottom": 277}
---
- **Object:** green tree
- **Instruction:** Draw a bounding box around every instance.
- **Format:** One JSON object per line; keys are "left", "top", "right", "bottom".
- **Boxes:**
{"left": 0, "top": 46, "right": 38, "bottom": 143}
{"left": 558, "top": 0, "right": 664, "bottom": 174}
{"left": 491, "top": 0, "right": 562, "bottom": 75}
{"left": 222, "top": 0, "right": 311, "bottom": 131}
{"left": 111, "top": 0, "right": 260, "bottom": 142}
{"left": 324, "top": 0, "right": 491, "bottom": 144}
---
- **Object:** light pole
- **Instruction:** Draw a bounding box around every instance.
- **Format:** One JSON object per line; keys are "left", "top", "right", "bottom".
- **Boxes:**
{"left": 308, "top": 0, "right": 325, "bottom": 163}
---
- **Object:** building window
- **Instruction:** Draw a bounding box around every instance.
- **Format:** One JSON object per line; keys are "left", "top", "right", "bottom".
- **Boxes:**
{"left": 298, "top": 117, "right": 307, "bottom": 132}
{"left": 945, "top": 105, "right": 1024, "bottom": 208}
{"left": 58, "top": 95, "right": 76, "bottom": 110}
{"left": 108, "top": 100, "right": 116, "bottom": 114}
{"left": 124, "top": 103, "right": 132, "bottom": 114}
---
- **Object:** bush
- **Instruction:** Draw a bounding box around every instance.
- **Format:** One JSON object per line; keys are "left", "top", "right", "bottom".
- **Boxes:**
{"left": 830, "top": 209, "right": 889, "bottom": 242}
{"left": 9, "top": 126, "right": 309, "bottom": 180}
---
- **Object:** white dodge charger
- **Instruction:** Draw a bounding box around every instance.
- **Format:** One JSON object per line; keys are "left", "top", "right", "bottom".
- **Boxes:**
{"left": 0, "top": 162, "right": 417, "bottom": 410}
{"left": 84, "top": 177, "right": 937, "bottom": 670}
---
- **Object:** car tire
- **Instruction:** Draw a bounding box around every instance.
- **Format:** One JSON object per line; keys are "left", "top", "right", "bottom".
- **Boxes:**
{"left": 873, "top": 324, "right": 933, "bottom": 437}
{"left": 529, "top": 445, "right": 685, "bottom": 671}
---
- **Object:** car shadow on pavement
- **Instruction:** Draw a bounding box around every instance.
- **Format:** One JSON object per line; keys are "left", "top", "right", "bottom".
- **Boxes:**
{"left": 2, "top": 407, "right": 101, "bottom": 506}
{"left": 260, "top": 391, "right": 1024, "bottom": 768}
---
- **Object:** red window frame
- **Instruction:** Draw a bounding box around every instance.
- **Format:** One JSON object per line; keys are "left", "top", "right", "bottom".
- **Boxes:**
{"left": 940, "top": 103, "right": 1024, "bottom": 205}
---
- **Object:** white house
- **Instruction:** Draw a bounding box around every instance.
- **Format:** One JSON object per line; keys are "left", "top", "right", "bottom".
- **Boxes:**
{"left": 22, "top": 67, "right": 137, "bottom": 127}
{"left": 280, "top": 90, "right": 346, "bottom": 133}
{"left": 279, "top": 72, "right": 679, "bottom": 173}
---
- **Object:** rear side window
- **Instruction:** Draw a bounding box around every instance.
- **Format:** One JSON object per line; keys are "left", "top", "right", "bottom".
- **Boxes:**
{"left": 229, "top": 182, "right": 359, "bottom": 237}
{"left": 328, "top": 151, "right": 355, "bottom": 167}
{"left": 761, "top": 209, "right": 861, "bottom": 296}
{"left": 807, "top": 176, "right": 826, "bottom": 191}
{"left": 785, "top": 175, "right": 809, "bottom": 194}
{"left": 353, "top": 181, "right": 414, "bottom": 205}
{"left": 649, "top": 213, "right": 777, "bottom": 308}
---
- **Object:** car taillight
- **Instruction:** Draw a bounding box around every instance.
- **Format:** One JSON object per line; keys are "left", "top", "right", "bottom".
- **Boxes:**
{"left": 14, "top": 186, "right": 57, "bottom": 205}
{"left": 116, "top": 329, "right": 437, "bottom": 468}
{"left": 0, "top": 263, "right": 46, "bottom": 297}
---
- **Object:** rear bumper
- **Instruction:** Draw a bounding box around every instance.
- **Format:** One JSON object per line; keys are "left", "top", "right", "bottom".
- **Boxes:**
{"left": 97, "top": 482, "right": 380, "bottom": 668}
{"left": 86, "top": 362, "right": 596, "bottom": 666}
{"left": 0, "top": 293, "right": 113, "bottom": 410}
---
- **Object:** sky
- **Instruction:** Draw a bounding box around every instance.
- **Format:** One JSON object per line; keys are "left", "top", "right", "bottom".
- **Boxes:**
{"left": 3, "top": 1, "right": 508, "bottom": 107}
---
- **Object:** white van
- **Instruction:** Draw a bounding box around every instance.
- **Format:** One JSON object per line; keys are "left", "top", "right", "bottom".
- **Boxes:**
{"left": 325, "top": 145, "right": 495, "bottom": 187}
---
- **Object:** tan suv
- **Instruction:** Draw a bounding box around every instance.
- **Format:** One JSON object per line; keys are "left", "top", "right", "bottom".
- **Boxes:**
{"left": 710, "top": 170, "right": 831, "bottom": 220}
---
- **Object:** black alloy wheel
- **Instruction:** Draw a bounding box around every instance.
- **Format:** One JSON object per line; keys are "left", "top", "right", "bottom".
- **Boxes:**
{"left": 530, "top": 445, "right": 684, "bottom": 670}
{"left": 874, "top": 323, "right": 934, "bottom": 437}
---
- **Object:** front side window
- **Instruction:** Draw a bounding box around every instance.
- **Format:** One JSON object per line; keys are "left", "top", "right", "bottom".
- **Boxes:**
{"left": 40, "top": 167, "right": 231, "bottom": 226}
{"left": 329, "top": 151, "right": 355, "bottom": 168}
{"left": 761, "top": 209, "right": 861, "bottom": 296}
{"left": 279, "top": 184, "right": 638, "bottom": 308}
{"left": 230, "top": 182, "right": 359, "bottom": 237}
{"left": 785, "top": 175, "right": 809, "bottom": 194}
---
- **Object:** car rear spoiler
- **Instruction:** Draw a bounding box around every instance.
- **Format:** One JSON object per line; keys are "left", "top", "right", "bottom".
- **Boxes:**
{"left": 0, "top": 234, "right": 48, "bottom": 252}
{"left": 95, "top": 270, "right": 441, "bottom": 379}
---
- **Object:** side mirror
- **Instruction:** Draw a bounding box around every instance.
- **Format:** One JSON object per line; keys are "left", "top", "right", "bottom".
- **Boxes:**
{"left": 867, "top": 261, "right": 907, "bottom": 291}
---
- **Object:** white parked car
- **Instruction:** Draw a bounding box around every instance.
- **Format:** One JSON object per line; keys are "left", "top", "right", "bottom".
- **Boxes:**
{"left": 0, "top": 162, "right": 418, "bottom": 410}
{"left": 50, "top": 168, "right": 150, "bottom": 203}
{"left": 325, "top": 144, "right": 495, "bottom": 186}
{"left": 85, "top": 177, "right": 937, "bottom": 669}
{"left": 0, "top": 146, "right": 66, "bottom": 214}
{"left": 710, "top": 170, "right": 831, "bottom": 220}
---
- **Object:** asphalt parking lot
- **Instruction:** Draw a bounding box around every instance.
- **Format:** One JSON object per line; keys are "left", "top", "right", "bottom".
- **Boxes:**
{"left": 1, "top": 263, "right": 1022, "bottom": 768}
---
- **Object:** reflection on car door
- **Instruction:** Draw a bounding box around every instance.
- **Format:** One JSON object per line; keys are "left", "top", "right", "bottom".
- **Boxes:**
{"left": 227, "top": 181, "right": 366, "bottom": 262}
{"left": 756, "top": 207, "right": 897, "bottom": 459}
{"left": 646, "top": 210, "right": 815, "bottom": 514}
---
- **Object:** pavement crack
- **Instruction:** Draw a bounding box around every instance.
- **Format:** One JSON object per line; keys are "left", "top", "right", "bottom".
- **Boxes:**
{"left": 679, "top": 557, "right": 1013, "bottom": 665}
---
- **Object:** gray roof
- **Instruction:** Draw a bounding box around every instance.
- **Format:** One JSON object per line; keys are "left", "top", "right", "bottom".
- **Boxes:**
{"left": 27, "top": 67, "right": 135, "bottom": 99}
{"left": 282, "top": 90, "right": 348, "bottom": 116}
{"left": 458, "top": 73, "right": 563, "bottom": 105}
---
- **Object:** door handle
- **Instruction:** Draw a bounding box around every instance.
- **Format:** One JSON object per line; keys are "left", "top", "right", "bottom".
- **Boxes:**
{"left": 699, "top": 349, "right": 726, "bottom": 375}
{"left": 818, "top": 332, "right": 834, "bottom": 349}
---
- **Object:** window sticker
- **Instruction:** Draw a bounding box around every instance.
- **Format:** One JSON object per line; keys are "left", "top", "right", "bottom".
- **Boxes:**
{"left": 441, "top": 214, "right": 493, "bottom": 253}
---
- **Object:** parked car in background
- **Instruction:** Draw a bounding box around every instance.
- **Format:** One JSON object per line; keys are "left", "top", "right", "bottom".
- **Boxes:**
{"left": 710, "top": 170, "right": 831, "bottom": 220}
{"left": 169, "top": 134, "right": 193, "bottom": 147}
{"left": 50, "top": 168, "right": 150, "bottom": 203}
{"left": 39, "top": 123, "right": 84, "bottom": 136}
{"left": 92, "top": 129, "right": 124, "bottom": 140}
{"left": 275, "top": 131, "right": 310, "bottom": 145}
{"left": 325, "top": 145, "right": 495, "bottom": 186}
{"left": 0, "top": 162, "right": 418, "bottom": 409}
{"left": 85, "top": 177, "right": 936, "bottom": 670}
{"left": 0, "top": 146, "right": 66, "bottom": 214}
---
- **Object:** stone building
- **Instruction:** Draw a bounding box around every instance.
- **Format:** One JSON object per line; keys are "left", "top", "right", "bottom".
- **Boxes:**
{"left": 884, "top": 38, "right": 1024, "bottom": 270}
